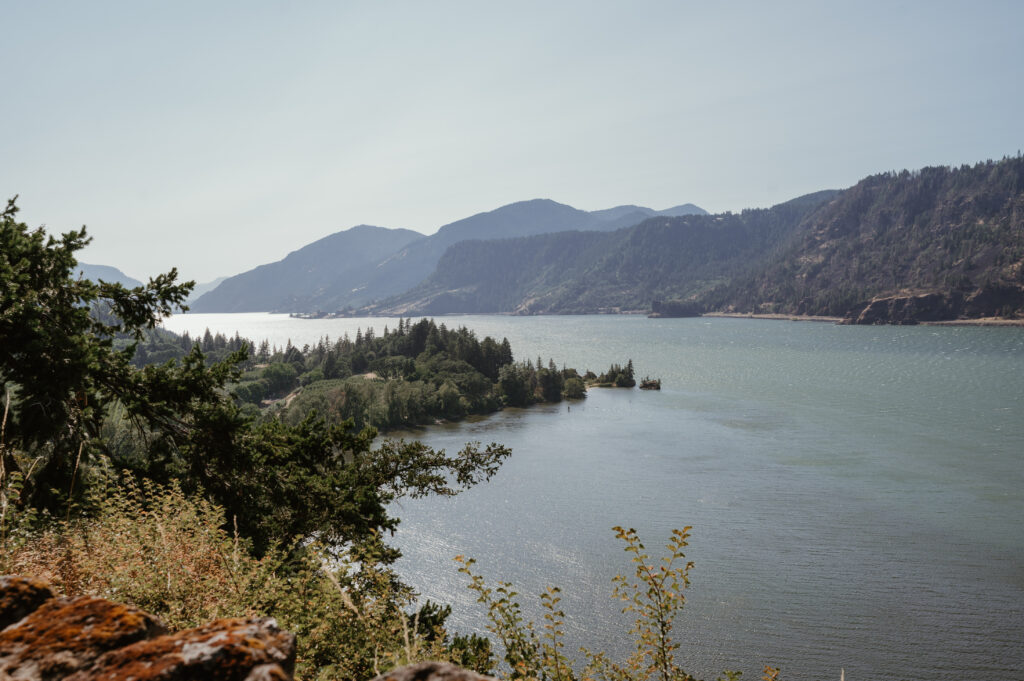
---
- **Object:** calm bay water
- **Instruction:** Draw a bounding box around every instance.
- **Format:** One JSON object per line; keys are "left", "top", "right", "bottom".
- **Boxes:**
{"left": 162, "top": 313, "right": 1024, "bottom": 681}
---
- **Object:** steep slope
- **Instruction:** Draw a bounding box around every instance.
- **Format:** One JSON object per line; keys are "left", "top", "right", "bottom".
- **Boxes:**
{"left": 371, "top": 192, "right": 834, "bottom": 315}
{"left": 189, "top": 225, "right": 422, "bottom": 312}
{"left": 185, "top": 276, "right": 228, "bottom": 305}
{"left": 376, "top": 157, "right": 1024, "bottom": 322}
{"left": 703, "top": 157, "right": 1024, "bottom": 320}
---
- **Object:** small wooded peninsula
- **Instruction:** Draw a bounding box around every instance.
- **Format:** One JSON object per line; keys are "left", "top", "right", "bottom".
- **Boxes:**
{"left": 154, "top": 318, "right": 621, "bottom": 432}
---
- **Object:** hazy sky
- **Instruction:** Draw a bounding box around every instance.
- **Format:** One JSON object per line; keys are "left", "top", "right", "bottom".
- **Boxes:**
{"left": 3, "top": 1, "right": 1022, "bottom": 283}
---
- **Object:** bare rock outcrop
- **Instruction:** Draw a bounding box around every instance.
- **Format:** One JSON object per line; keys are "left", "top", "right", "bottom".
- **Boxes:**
{"left": 1, "top": 576, "right": 487, "bottom": 681}
{"left": 0, "top": 575, "right": 55, "bottom": 630}
{"left": 0, "top": 576, "right": 295, "bottom": 681}
{"left": 842, "top": 283, "right": 1024, "bottom": 324}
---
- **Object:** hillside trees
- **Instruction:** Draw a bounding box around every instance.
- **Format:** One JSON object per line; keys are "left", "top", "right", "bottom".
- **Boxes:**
{"left": 0, "top": 198, "right": 509, "bottom": 555}
{"left": 1, "top": 197, "right": 196, "bottom": 507}
{"left": 704, "top": 156, "right": 1024, "bottom": 318}
{"left": 230, "top": 319, "right": 583, "bottom": 430}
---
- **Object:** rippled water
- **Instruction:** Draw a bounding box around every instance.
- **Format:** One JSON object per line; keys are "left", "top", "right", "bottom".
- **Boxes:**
{"left": 163, "top": 313, "right": 1024, "bottom": 680}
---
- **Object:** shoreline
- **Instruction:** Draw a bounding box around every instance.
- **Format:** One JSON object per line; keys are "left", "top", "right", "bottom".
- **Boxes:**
{"left": 921, "top": 317, "right": 1024, "bottom": 327}
{"left": 702, "top": 312, "right": 843, "bottom": 323}
{"left": 199, "top": 310, "right": 1024, "bottom": 327}
{"left": 703, "top": 312, "right": 1024, "bottom": 327}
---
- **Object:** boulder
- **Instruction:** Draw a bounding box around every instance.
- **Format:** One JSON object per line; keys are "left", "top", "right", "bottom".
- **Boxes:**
{"left": 0, "top": 576, "right": 295, "bottom": 681}
{"left": 0, "top": 575, "right": 54, "bottom": 630}
{"left": 1, "top": 576, "right": 486, "bottom": 681}
{"left": 65, "top": 617, "right": 295, "bottom": 681}
{"left": 0, "top": 593, "right": 165, "bottom": 680}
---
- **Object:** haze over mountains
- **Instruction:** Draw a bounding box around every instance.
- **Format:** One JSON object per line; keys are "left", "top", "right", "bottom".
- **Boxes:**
{"left": 176, "top": 156, "right": 1024, "bottom": 323}
{"left": 189, "top": 200, "right": 708, "bottom": 313}
{"left": 370, "top": 191, "right": 840, "bottom": 315}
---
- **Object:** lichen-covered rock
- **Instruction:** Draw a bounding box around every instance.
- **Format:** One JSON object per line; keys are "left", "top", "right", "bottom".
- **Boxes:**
{"left": 65, "top": 616, "right": 295, "bottom": 681}
{"left": 0, "top": 578, "right": 295, "bottom": 681}
{"left": 0, "top": 594, "right": 165, "bottom": 680}
{"left": 371, "top": 661, "right": 498, "bottom": 681}
{"left": 0, "top": 575, "right": 55, "bottom": 630}
{"left": 0, "top": 578, "right": 484, "bottom": 681}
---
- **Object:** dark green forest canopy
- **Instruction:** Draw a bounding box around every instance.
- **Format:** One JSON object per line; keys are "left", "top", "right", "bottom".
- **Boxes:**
{"left": 175, "top": 317, "right": 593, "bottom": 430}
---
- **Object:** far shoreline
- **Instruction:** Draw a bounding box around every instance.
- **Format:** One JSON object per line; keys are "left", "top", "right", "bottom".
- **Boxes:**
{"left": 921, "top": 317, "right": 1024, "bottom": 327}
{"left": 701, "top": 312, "right": 842, "bottom": 323}
{"left": 702, "top": 312, "right": 1024, "bottom": 327}
{"left": 177, "top": 310, "right": 1024, "bottom": 327}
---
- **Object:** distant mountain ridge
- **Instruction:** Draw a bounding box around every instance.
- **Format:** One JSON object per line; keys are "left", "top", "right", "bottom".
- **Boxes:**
{"left": 190, "top": 225, "right": 423, "bottom": 312}
{"left": 187, "top": 157, "right": 1024, "bottom": 323}
{"left": 190, "top": 199, "right": 706, "bottom": 312}
{"left": 186, "top": 277, "right": 228, "bottom": 305}
{"left": 368, "top": 192, "right": 837, "bottom": 315}
{"left": 363, "top": 157, "right": 1024, "bottom": 321}
{"left": 76, "top": 263, "right": 143, "bottom": 288}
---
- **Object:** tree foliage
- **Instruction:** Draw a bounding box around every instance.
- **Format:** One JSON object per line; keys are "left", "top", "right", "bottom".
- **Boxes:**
{"left": 0, "top": 198, "right": 509, "bottom": 557}
{"left": 216, "top": 319, "right": 588, "bottom": 430}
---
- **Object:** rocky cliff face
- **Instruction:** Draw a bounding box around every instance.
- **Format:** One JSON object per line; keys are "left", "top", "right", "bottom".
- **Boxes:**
{"left": 841, "top": 283, "right": 1024, "bottom": 324}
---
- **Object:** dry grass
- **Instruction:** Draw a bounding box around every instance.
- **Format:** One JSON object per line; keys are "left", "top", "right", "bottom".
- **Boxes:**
{"left": 0, "top": 467, "right": 460, "bottom": 681}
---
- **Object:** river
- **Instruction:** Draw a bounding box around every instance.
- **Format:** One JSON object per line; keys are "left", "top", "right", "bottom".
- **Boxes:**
{"left": 162, "top": 313, "right": 1024, "bottom": 681}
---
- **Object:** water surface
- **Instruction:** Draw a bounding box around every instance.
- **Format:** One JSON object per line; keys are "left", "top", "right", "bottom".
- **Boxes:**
{"left": 163, "top": 313, "right": 1024, "bottom": 680}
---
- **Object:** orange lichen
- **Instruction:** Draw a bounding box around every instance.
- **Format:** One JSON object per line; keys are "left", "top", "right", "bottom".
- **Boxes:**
{"left": 0, "top": 575, "right": 55, "bottom": 629}
{"left": 0, "top": 577, "right": 295, "bottom": 680}
{"left": 0, "top": 595, "right": 165, "bottom": 680}
{"left": 66, "top": 617, "right": 294, "bottom": 681}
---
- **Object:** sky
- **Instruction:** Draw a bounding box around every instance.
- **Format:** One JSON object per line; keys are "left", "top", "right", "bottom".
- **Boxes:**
{"left": 3, "top": 1, "right": 1023, "bottom": 284}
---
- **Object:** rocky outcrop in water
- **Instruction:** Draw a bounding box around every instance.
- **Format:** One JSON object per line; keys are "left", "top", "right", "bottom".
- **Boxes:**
{"left": 841, "top": 283, "right": 1024, "bottom": 324}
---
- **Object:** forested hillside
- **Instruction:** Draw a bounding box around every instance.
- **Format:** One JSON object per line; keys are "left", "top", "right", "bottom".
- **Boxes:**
{"left": 187, "top": 156, "right": 1023, "bottom": 323}
{"left": 369, "top": 191, "right": 838, "bottom": 315}
{"left": 368, "top": 157, "right": 1024, "bottom": 322}
{"left": 704, "top": 156, "right": 1024, "bottom": 321}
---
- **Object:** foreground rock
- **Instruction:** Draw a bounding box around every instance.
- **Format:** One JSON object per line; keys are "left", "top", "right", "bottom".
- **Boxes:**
{"left": 0, "top": 575, "right": 55, "bottom": 630}
{"left": 1, "top": 576, "right": 491, "bottom": 681}
{"left": 0, "top": 575, "right": 295, "bottom": 681}
{"left": 64, "top": 617, "right": 295, "bottom": 681}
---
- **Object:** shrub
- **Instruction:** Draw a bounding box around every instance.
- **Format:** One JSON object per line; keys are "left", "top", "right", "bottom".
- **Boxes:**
{"left": 457, "top": 526, "right": 754, "bottom": 681}
{"left": 563, "top": 377, "right": 587, "bottom": 399}
{"left": 2, "top": 470, "right": 491, "bottom": 681}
